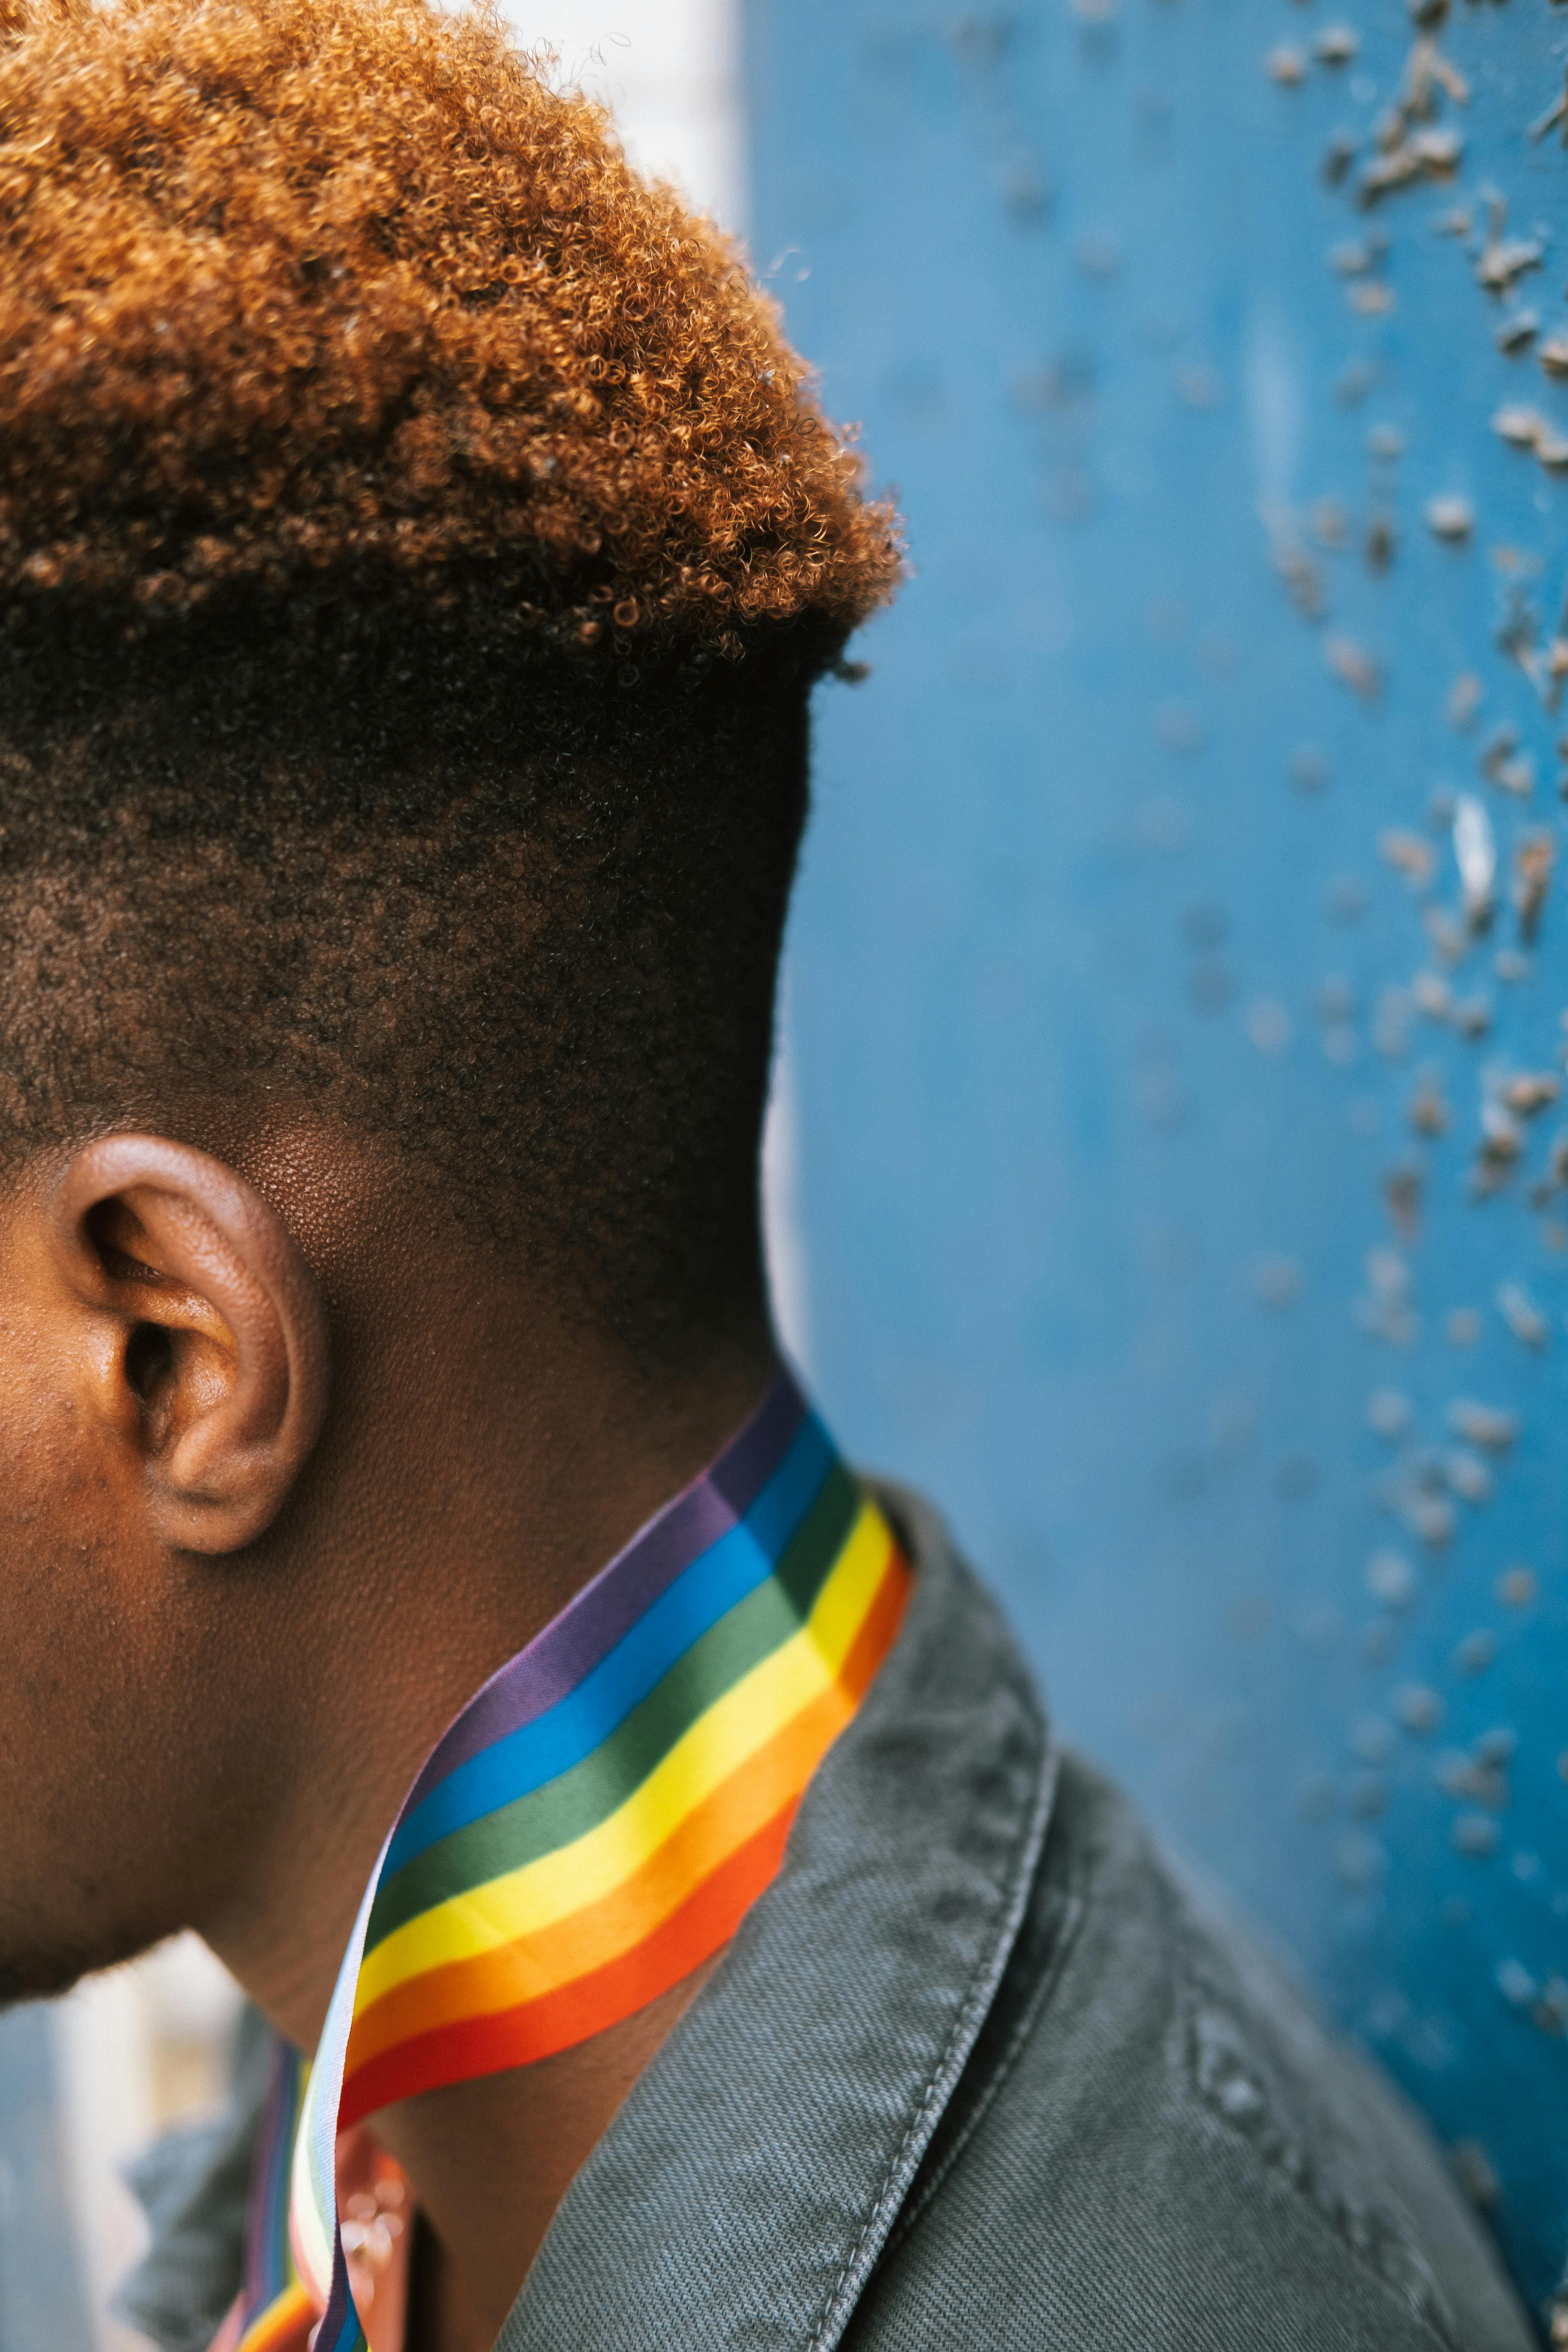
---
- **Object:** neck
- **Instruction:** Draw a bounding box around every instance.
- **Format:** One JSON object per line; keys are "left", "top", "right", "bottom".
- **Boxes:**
{"left": 380, "top": 1957, "right": 726, "bottom": 2348}
{"left": 193, "top": 1167, "right": 775, "bottom": 2338}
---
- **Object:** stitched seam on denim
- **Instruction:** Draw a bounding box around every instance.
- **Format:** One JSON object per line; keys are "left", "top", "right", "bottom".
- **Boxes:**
{"left": 1174, "top": 1907, "right": 1462, "bottom": 2352}
{"left": 882, "top": 1876, "right": 1088, "bottom": 2260}
{"left": 801, "top": 1712, "right": 1059, "bottom": 2352}
{"left": 1210, "top": 2153, "right": 1457, "bottom": 2352}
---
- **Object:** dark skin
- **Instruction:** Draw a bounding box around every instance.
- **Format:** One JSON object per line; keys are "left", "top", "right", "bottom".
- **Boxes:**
{"left": 0, "top": 1119, "right": 773, "bottom": 2350}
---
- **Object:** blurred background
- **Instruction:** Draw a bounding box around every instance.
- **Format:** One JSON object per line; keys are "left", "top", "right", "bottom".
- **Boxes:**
{"left": 5, "top": 0, "right": 1568, "bottom": 2339}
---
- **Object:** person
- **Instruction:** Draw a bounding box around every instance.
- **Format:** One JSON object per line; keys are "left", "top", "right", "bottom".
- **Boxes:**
{"left": 0, "top": 2, "right": 1536, "bottom": 2346}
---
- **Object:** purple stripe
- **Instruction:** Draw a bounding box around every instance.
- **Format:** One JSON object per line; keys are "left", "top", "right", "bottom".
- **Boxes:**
{"left": 399, "top": 1364, "right": 804, "bottom": 1808}
{"left": 243, "top": 2041, "right": 292, "bottom": 2313}
{"left": 318, "top": 2263, "right": 366, "bottom": 2352}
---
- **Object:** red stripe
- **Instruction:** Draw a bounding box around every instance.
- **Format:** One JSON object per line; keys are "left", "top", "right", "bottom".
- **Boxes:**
{"left": 344, "top": 1676, "right": 856, "bottom": 2082}
{"left": 340, "top": 1534, "right": 913, "bottom": 2132}
{"left": 339, "top": 1800, "right": 797, "bottom": 2127}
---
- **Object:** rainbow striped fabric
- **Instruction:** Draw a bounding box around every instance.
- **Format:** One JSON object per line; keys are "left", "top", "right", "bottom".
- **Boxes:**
{"left": 230, "top": 1369, "right": 911, "bottom": 2352}
{"left": 226, "top": 2044, "right": 315, "bottom": 2351}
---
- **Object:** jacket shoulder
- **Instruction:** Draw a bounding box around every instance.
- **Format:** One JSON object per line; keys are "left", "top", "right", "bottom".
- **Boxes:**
{"left": 847, "top": 1752, "right": 1535, "bottom": 2352}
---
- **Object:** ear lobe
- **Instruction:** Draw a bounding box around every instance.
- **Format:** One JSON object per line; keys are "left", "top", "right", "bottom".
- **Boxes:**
{"left": 52, "top": 1135, "right": 331, "bottom": 1553}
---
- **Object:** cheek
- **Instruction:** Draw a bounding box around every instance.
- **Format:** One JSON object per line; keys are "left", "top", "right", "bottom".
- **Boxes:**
{"left": 0, "top": 1563, "right": 201, "bottom": 1987}
{"left": 0, "top": 1446, "right": 120, "bottom": 1755}
{"left": 0, "top": 1227, "right": 201, "bottom": 1971}
{"left": 0, "top": 1381, "right": 163, "bottom": 1890}
{"left": 0, "top": 1370, "right": 127, "bottom": 1621}
{"left": 0, "top": 1234, "right": 266, "bottom": 1977}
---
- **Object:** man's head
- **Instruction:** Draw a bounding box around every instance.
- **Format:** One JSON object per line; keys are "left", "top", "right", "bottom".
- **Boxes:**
{"left": 0, "top": 0, "right": 897, "bottom": 2011}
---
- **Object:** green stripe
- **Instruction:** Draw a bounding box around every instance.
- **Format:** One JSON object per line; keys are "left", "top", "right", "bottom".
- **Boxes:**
{"left": 365, "top": 1463, "right": 861, "bottom": 1951}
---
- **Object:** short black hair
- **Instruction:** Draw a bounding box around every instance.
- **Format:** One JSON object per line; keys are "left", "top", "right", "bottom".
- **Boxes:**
{"left": 0, "top": 0, "right": 900, "bottom": 1356}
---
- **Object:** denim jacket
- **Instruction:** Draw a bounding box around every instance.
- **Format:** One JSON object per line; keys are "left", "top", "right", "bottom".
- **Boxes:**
{"left": 122, "top": 1484, "right": 1535, "bottom": 2352}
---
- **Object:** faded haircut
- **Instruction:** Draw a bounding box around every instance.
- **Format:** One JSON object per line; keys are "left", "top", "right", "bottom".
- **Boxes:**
{"left": 0, "top": 0, "right": 900, "bottom": 1355}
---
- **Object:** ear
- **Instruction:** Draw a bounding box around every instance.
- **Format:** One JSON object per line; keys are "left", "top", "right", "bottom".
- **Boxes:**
{"left": 49, "top": 1134, "right": 331, "bottom": 1553}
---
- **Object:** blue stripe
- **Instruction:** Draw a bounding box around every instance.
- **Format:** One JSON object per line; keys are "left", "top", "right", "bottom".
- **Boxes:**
{"left": 264, "top": 2053, "right": 297, "bottom": 2297}
{"left": 321, "top": 2283, "right": 368, "bottom": 2352}
{"left": 242, "top": 2043, "right": 297, "bottom": 2320}
{"left": 379, "top": 1414, "right": 836, "bottom": 1879}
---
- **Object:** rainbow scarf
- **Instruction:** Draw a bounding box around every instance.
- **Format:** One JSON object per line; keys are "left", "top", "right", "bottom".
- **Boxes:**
{"left": 231, "top": 2044, "right": 314, "bottom": 2350}
{"left": 232, "top": 1370, "right": 912, "bottom": 2352}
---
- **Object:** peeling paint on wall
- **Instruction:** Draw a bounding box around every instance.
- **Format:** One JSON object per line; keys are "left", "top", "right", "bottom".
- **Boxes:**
{"left": 748, "top": 0, "right": 1568, "bottom": 2315}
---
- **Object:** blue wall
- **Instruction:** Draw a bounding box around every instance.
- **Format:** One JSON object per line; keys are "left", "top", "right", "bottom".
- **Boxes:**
{"left": 747, "top": 0, "right": 1568, "bottom": 2314}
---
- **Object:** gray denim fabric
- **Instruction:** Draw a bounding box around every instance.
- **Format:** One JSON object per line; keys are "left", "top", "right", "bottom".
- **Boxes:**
{"left": 123, "top": 1484, "right": 1536, "bottom": 2351}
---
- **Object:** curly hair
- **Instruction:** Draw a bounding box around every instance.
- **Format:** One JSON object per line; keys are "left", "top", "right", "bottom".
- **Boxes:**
{"left": 0, "top": 0, "right": 897, "bottom": 657}
{"left": 0, "top": 0, "right": 903, "bottom": 1357}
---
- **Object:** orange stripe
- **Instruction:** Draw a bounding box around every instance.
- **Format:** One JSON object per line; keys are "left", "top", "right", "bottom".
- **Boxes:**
{"left": 338, "top": 1537, "right": 913, "bottom": 2131}
{"left": 343, "top": 1538, "right": 909, "bottom": 2090}
{"left": 235, "top": 2282, "right": 317, "bottom": 2352}
{"left": 343, "top": 1671, "right": 855, "bottom": 2081}
{"left": 340, "top": 1801, "right": 796, "bottom": 2125}
{"left": 835, "top": 1540, "right": 912, "bottom": 1704}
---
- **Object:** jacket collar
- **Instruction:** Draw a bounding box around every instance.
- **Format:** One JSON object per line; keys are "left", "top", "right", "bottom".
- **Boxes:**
{"left": 499, "top": 1483, "right": 1057, "bottom": 2352}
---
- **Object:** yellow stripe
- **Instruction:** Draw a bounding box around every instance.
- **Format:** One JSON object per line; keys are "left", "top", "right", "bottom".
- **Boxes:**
{"left": 353, "top": 1497, "right": 893, "bottom": 2015}
{"left": 235, "top": 2281, "right": 316, "bottom": 2352}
